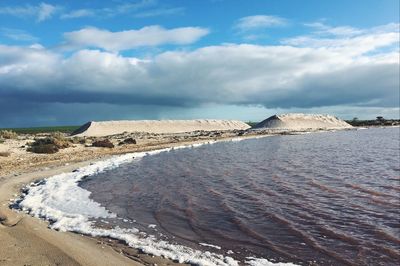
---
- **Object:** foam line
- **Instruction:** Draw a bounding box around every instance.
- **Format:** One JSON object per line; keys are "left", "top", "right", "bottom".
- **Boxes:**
{"left": 14, "top": 138, "right": 298, "bottom": 266}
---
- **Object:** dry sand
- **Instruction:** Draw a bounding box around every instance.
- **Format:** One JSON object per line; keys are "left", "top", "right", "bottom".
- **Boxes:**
{"left": 0, "top": 162, "right": 142, "bottom": 266}
{"left": 72, "top": 119, "right": 250, "bottom": 137}
{"left": 253, "top": 113, "right": 352, "bottom": 130}
{"left": 0, "top": 130, "right": 266, "bottom": 266}
{"left": 0, "top": 116, "right": 355, "bottom": 265}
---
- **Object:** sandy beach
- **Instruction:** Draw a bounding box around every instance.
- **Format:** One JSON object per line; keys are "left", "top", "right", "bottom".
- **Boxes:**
{"left": 0, "top": 129, "right": 273, "bottom": 266}
{"left": 0, "top": 0, "right": 397, "bottom": 262}
{"left": 1, "top": 117, "right": 398, "bottom": 265}
{"left": 0, "top": 115, "right": 360, "bottom": 265}
{"left": 0, "top": 161, "right": 141, "bottom": 266}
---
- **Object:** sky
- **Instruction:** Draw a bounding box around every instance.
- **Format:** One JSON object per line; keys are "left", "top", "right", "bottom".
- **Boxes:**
{"left": 0, "top": 0, "right": 399, "bottom": 127}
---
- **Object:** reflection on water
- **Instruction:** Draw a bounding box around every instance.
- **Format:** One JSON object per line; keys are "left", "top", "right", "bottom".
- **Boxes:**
{"left": 81, "top": 127, "right": 400, "bottom": 265}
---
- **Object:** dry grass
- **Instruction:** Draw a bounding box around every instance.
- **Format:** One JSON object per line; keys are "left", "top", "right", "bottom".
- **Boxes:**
{"left": 0, "top": 151, "right": 11, "bottom": 157}
{"left": 70, "top": 136, "right": 87, "bottom": 144}
{"left": 50, "top": 131, "right": 66, "bottom": 139}
{"left": 27, "top": 136, "right": 71, "bottom": 154}
{"left": 0, "top": 130, "right": 17, "bottom": 139}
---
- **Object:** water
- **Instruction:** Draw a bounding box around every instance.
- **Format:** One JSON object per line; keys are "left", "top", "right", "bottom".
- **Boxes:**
{"left": 81, "top": 128, "right": 400, "bottom": 265}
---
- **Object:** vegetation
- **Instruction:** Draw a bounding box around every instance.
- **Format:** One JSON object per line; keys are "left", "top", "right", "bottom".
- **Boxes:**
{"left": 0, "top": 126, "right": 80, "bottom": 134}
{"left": 27, "top": 136, "right": 71, "bottom": 154}
{"left": 70, "top": 136, "right": 87, "bottom": 144}
{"left": 50, "top": 131, "right": 67, "bottom": 139}
{"left": 0, "top": 130, "right": 18, "bottom": 139}
{"left": 346, "top": 118, "right": 400, "bottom": 127}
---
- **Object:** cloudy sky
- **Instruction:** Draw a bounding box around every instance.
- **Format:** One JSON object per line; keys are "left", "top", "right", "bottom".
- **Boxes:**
{"left": 0, "top": 0, "right": 399, "bottom": 127}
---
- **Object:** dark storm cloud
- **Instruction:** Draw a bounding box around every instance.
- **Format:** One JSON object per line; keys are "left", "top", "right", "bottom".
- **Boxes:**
{"left": 0, "top": 24, "right": 399, "bottom": 126}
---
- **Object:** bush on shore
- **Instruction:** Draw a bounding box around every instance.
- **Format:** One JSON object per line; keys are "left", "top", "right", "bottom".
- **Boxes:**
{"left": 27, "top": 136, "right": 71, "bottom": 154}
{"left": 0, "top": 130, "right": 18, "bottom": 139}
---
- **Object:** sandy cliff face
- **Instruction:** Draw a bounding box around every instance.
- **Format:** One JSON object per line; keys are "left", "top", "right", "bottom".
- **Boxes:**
{"left": 72, "top": 119, "right": 250, "bottom": 137}
{"left": 253, "top": 113, "right": 352, "bottom": 130}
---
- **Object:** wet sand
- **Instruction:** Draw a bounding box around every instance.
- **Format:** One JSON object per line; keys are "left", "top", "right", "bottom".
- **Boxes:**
{"left": 0, "top": 127, "right": 362, "bottom": 265}
{"left": 0, "top": 131, "right": 272, "bottom": 266}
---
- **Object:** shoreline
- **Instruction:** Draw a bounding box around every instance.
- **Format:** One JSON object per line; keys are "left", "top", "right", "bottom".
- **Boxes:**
{"left": 0, "top": 134, "right": 274, "bottom": 266}
{"left": 0, "top": 160, "right": 143, "bottom": 266}
{"left": 2, "top": 127, "right": 386, "bottom": 265}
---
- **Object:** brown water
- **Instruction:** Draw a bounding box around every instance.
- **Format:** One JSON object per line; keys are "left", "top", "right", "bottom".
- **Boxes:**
{"left": 81, "top": 127, "right": 400, "bottom": 265}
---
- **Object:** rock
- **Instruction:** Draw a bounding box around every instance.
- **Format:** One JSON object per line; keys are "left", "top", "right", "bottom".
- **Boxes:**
{"left": 118, "top": 137, "right": 137, "bottom": 146}
{"left": 92, "top": 139, "right": 114, "bottom": 148}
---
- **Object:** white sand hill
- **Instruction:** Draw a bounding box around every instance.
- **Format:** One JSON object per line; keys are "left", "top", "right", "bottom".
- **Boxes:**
{"left": 72, "top": 120, "right": 251, "bottom": 137}
{"left": 253, "top": 113, "right": 352, "bottom": 130}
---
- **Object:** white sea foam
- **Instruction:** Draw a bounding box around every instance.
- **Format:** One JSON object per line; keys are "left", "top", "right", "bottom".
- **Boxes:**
{"left": 199, "top": 243, "right": 222, "bottom": 250}
{"left": 14, "top": 138, "right": 299, "bottom": 266}
{"left": 246, "top": 257, "right": 298, "bottom": 266}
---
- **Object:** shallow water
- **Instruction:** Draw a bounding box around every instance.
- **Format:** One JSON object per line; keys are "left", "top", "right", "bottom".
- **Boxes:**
{"left": 81, "top": 128, "right": 400, "bottom": 265}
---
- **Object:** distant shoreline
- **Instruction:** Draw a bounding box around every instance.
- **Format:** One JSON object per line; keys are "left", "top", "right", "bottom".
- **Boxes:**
{"left": 345, "top": 119, "right": 400, "bottom": 127}
{"left": 1, "top": 118, "right": 399, "bottom": 134}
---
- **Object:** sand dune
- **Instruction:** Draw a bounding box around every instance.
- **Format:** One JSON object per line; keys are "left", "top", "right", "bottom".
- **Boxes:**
{"left": 253, "top": 113, "right": 352, "bottom": 130}
{"left": 72, "top": 119, "right": 250, "bottom": 137}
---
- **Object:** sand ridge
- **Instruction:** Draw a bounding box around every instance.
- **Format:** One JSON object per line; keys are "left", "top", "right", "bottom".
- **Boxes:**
{"left": 72, "top": 119, "right": 251, "bottom": 137}
{"left": 253, "top": 113, "right": 352, "bottom": 130}
{"left": 0, "top": 114, "right": 357, "bottom": 265}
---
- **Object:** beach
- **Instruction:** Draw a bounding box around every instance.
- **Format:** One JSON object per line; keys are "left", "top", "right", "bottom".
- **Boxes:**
{"left": 0, "top": 0, "right": 398, "bottom": 262}
{"left": 1, "top": 121, "right": 398, "bottom": 265}
{"left": 0, "top": 161, "right": 141, "bottom": 266}
{"left": 0, "top": 129, "right": 273, "bottom": 266}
